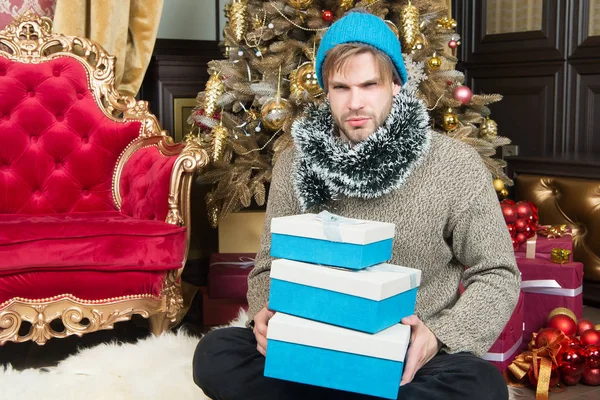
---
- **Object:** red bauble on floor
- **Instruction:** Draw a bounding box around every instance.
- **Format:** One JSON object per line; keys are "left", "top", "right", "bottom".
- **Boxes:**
{"left": 536, "top": 328, "right": 564, "bottom": 348}
{"left": 559, "top": 345, "right": 588, "bottom": 376}
{"left": 582, "top": 367, "right": 600, "bottom": 386}
{"left": 581, "top": 330, "right": 600, "bottom": 346}
{"left": 547, "top": 314, "right": 578, "bottom": 337}
{"left": 562, "top": 373, "right": 582, "bottom": 386}
{"left": 588, "top": 345, "right": 600, "bottom": 369}
{"left": 577, "top": 318, "right": 596, "bottom": 336}
{"left": 528, "top": 361, "right": 560, "bottom": 388}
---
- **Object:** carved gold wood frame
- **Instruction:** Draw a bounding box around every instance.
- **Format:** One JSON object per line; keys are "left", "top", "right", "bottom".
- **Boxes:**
{"left": 0, "top": 12, "right": 208, "bottom": 345}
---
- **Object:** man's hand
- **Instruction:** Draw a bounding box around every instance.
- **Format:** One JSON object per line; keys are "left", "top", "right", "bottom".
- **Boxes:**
{"left": 400, "top": 315, "right": 441, "bottom": 386}
{"left": 253, "top": 303, "right": 275, "bottom": 356}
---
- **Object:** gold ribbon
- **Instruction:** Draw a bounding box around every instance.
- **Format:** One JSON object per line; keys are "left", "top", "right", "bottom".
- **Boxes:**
{"left": 537, "top": 224, "right": 568, "bottom": 239}
{"left": 507, "top": 331, "right": 566, "bottom": 400}
{"left": 550, "top": 248, "right": 571, "bottom": 264}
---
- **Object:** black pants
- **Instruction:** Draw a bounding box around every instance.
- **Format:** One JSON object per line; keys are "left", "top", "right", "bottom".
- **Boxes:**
{"left": 193, "top": 327, "right": 508, "bottom": 400}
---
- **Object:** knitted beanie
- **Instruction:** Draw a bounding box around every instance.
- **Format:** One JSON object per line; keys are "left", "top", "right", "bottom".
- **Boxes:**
{"left": 315, "top": 10, "right": 408, "bottom": 89}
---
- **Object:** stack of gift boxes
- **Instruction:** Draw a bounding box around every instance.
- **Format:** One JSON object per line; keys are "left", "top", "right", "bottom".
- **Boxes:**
{"left": 481, "top": 200, "right": 584, "bottom": 372}
{"left": 264, "top": 212, "right": 421, "bottom": 399}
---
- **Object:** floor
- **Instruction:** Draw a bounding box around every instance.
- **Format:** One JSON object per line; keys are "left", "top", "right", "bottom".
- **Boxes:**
{"left": 1, "top": 302, "right": 599, "bottom": 399}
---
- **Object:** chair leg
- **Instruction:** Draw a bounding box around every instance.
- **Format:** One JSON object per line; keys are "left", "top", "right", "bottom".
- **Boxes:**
{"left": 149, "top": 312, "right": 169, "bottom": 335}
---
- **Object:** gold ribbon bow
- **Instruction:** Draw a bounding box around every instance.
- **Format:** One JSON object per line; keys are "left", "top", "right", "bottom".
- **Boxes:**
{"left": 550, "top": 248, "right": 571, "bottom": 264}
{"left": 537, "top": 224, "right": 568, "bottom": 239}
{"left": 507, "top": 331, "right": 566, "bottom": 400}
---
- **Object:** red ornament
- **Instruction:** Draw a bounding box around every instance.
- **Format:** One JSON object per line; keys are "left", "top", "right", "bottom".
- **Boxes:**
{"left": 511, "top": 237, "right": 519, "bottom": 250}
{"left": 563, "top": 336, "right": 581, "bottom": 348}
{"left": 503, "top": 199, "right": 517, "bottom": 206}
{"left": 582, "top": 367, "right": 600, "bottom": 386}
{"left": 515, "top": 218, "right": 527, "bottom": 233}
{"left": 562, "top": 373, "right": 582, "bottom": 386}
{"left": 525, "top": 200, "right": 539, "bottom": 222}
{"left": 578, "top": 318, "right": 596, "bottom": 336}
{"left": 548, "top": 314, "right": 577, "bottom": 337}
{"left": 321, "top": 10, "right": 334, "bottom": 22}
{"left": 587, "top": 345, "right": 600, "bottom": 369}
{"left": 559, "top": 345, "right": 588, "bottom": 376}
{"left": 501, "top": 202, "right": 518, "bottom": 224}
{"left": 516, "top": 232, "right": 527, "bottom": 244}
{"left": 581, "top": 330, "right": 600, "bottom": 347}
{"left": 528, "top": 361, "right": 560, "bottom": 388}
{"left": 507, "top": 223, "right": 516, "bottom": 237}
{"left": 524, "top": 223, "right": 536, "bottom": 239}
{"left": 448, "top": 39, "right": 458, "bottom": 49}
{"left": 536, "top": 328, "right": 564, "bottom": 348}
{"left": 516, "top": 201, "right": 533, "bottom": 219}
{"left": 453, "top": 85, "right": 472, "bottom": 105}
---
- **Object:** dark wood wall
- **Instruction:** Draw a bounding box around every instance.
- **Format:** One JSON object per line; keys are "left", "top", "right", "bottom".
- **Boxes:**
{"left": 140, "top": 39, "right": 223, "bottom": 287}
{"left": 453, "top": 0, "right": 600, "bottom": 158}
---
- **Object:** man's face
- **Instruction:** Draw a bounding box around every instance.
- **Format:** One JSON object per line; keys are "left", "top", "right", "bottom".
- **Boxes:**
{"left": 326, "top": 52, "right": 401, "bottom": 145}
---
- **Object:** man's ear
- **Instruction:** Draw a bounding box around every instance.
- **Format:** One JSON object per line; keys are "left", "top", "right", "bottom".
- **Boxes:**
{"left": 392, "top": 80, "right": 402, "bottom": 96}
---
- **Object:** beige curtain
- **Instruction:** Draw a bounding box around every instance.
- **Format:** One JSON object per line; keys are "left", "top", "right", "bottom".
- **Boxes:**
{"left": 53, "top": 0, "right": 163, "bottom": 96}
{"left": 486, "top": 0, "right": 543, "bottom": 35}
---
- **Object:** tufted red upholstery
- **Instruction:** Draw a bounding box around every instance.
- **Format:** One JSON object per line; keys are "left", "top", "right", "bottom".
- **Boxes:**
{"left": 0, "top": 57, "right": 141, "bottom": 214}
{"left": 120, "top": 146, "right": 177, "bottom": 221}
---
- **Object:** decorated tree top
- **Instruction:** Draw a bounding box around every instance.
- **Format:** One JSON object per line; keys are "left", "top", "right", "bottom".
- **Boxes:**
{"left": 189, "top": 0, "right": 512, "bottom": 226}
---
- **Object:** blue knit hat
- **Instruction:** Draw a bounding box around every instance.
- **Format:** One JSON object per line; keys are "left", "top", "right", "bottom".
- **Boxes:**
{"left": 315, "top": 10, "right": 408, "bottom": 89}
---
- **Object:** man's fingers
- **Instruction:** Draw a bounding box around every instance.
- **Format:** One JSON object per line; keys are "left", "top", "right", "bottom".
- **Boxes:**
{"left": 400, "top": 343, "right": 420, "bottom": 385}
{"left": 401, "top": 315, "right": 420, "bottom": 326}
{"left": 257, "top": 343, "right": 266, "bottom": 356}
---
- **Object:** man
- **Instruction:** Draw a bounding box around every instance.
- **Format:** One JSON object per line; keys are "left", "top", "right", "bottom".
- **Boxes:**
{"left": 194, "top": 10, "right": 520, "bottom": 400}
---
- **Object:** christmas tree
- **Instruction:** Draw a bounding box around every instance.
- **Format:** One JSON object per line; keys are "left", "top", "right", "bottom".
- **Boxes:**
{"left": 189, "top": 0, "right": 511, "bottom": 227}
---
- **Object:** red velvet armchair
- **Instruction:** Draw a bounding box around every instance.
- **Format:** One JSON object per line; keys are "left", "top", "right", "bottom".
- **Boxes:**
{"left": 0, "top": 13, "right": 209, "bottom": 345}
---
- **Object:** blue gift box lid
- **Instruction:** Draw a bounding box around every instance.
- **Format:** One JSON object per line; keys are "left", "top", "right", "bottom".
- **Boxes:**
{"left": 271, "top": 259, "right": 421, "bottom": 300}
{"left": 271, "top": 212, "right": 395, "bottom": 244}
{"left": 267, "top": 313, "right": 411, "bottom": 361}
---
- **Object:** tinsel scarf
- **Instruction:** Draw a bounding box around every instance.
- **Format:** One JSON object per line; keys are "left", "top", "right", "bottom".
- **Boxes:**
{"left": 291, "top": 90, "right": 431, "bottom": 211}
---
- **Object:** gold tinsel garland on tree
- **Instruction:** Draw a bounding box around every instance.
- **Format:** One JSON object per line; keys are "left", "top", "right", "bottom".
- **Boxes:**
{"left": 190, "top": 0, "right": 512, "bottom": 227}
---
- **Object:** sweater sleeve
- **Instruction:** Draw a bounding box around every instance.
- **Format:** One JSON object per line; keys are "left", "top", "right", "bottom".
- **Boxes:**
{"left": 424, "top": 163, "right": 521, "bottom": 357}
{"left": 246, "top": 148, "right": 301, "bottom": 323}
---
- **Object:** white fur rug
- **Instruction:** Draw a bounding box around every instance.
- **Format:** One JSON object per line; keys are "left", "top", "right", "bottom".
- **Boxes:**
{"left": 0, "top": 308, "right": 527, "bottom": 400}
{"left": 0, "top": 310, "right": 248, "bottom": 400}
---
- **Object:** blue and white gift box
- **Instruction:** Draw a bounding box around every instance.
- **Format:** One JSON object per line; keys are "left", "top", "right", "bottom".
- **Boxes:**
{"left": 269, "top": 259, "right": 421, "bottom": 333}
{"left": 265, "top": 313, "right": 411, "bottom": 399}
{"left": 270, "top": 212, "right": 395, "bottom": 270}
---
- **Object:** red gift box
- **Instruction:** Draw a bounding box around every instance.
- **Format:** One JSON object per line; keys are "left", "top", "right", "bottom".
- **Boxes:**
{"left": 201, "top": 286, "right": 248, "bottom": 326}
{"left": 482, "top": 292, "right": 525, "bottom": 371}
{"left": 208, "top": 253, "right": 255, "bottom": 300}
{"left": 517, "top": 257, "right": 584, "bottom": 343}
{"left": 514, "top": 233, "right": 573, "bottom": 261}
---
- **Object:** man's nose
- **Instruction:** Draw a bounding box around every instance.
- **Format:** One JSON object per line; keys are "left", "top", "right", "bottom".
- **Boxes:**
{"left": 348, "top": 88, "right": 364, "bottom": 110}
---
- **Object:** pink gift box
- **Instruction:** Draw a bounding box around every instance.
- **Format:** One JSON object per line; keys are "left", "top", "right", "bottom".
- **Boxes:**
{"left": 201, "top": 287, "right": 248, "bottom": 326}
{"left": 482, "top": 292, "right": 525, "bottom": 371}
{"left": 517, "top": 258, "right": 584, "bottom": 343}
{"left": 514, "top": 233, "right": 573, "bottom": 261}
{"left": 208, "top": 253, "right": 255, "bottom": 300}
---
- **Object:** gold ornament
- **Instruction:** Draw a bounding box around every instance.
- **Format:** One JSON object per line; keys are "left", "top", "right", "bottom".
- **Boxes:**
{"left": 385, "top": 20, "right": 399, "bottom": 39}
{"left": 442, "top": 109, "right": 459, "bottom": 131}
{"left": 499, "top": 188, "right": 509, "bottom": 198}
{"left": 229, "top": 0, "right": 248, "bottom": 42}
{"left": 493, "top": 178, "right": 505, "bottom": 192}
{"left": 547, "top": 307, "right": 577, "bottom": 323}
{"left": 203, "top": 72, "right": 224, "bottom": 117}
{"left": 437, "top": 17, "right": 457, "bottom": 30}
{"left": 288, "top": 0, "right": 313, "bottom": 10}
{"left": 400, "top": 1, "right": 420, "bottom": 51}
{"left": 207, "top": 202, "right": 219, "bottom": 228}
{"left": 261, "top": 98, "right": 292, "bottom": 131}
{"left": 210, "top": 121, "right": 229, "bottom": 162}
{"left": 412, "top": 33, "right": 427, "bottom": 51}
{"left": 428, "top": 54, "right": 442, "bottom": 70}
{"left": 480, "top": 116, "right": 498, "bottom": 137}
{"left": 288, "top": 68, "right": 304, "bottom": 101}
{"left": 295, "top": 62, "right": 323, "bottom": 97}
{"left": 340, "top": 0, "right": 355, "bottom": 11}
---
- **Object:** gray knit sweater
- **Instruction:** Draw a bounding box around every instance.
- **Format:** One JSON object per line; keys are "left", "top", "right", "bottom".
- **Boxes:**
{"left": 247, "top": 131, "right": 520, "bottom": 357}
